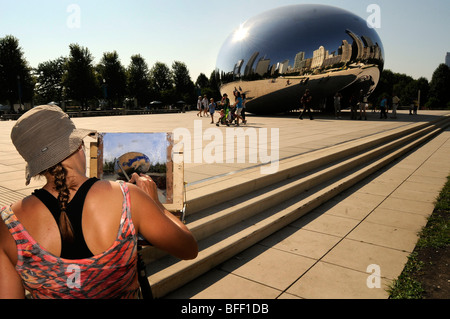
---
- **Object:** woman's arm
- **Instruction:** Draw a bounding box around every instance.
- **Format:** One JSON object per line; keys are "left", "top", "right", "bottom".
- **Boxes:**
{"left": 128, "top": 174, "right": 198, "bottom": 260}
{"left": 0, "top": 217, "right": 25, "bottom": 299}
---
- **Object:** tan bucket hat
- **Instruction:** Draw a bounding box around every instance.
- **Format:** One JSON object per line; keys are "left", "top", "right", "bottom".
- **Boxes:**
{"left": 11, "top": 105, "right": 97, "bottom": 185}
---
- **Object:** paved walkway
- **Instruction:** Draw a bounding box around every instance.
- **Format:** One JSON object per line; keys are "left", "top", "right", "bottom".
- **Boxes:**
{"left": 1, "top": 109, "right": 449, "bottom": 299}
{"left": 168, "top": 125, "right": 450, "bottom": 299}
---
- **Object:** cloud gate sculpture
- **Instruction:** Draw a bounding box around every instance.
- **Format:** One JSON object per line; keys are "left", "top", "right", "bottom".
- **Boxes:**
{"left": 215, "top": 4, "right": 384, "bottom": 115}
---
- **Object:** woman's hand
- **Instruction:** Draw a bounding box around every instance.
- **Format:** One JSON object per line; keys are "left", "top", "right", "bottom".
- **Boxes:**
{"left": 129, "top": 173, "right": 159, "bottom": 204}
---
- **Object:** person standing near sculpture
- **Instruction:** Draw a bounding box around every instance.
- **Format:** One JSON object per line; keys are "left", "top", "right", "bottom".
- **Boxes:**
{"left": 217, "top": 93, "right": 231, "bottom": 126}
{"left": 386, "top": 94, "right": 392, "bottom": 115}
{"left": 334, "top": 92, "right": 342, "bottom": 119}
{"left": 232, "top": 91, "right": 244, "bottom": 126}
{"left": 202, "top": 95, "right": 209, "bottom": 117}
{"left": 241, "top": 93, "right": 247, "bottom": 124}
{"left": 196, "top": 96, "right": 203, "bottom": 117}
{"left": 299, "top": 89, "right": 313, "bottom": 120}
{"left": 208, "top": 98, "right": 216, "bottom": 124}
{"left": 350, "top": 93, "right": 358, "bottom": 120}
{"left": 379, "top": 96, "right": 388, "bottom": 119}
{"left": 391, "top": 95, "right": 400, "bottom": 119}
{"left": 358, "top": 90, "right": 367, "bottom": 120}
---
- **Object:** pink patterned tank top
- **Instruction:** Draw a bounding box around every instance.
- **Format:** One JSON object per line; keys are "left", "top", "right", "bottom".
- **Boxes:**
{"left": 0, "top": 181, "right": 140, "bottom": 299}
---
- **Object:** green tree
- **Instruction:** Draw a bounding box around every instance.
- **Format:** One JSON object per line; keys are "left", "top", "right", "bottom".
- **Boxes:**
{"left": 208, "top": 70, "right": 221, "bottom": 100}
{"left": 416, "top": 77, "right": 430, "bottom": 108}
{"left": 97, "top": 51, "right": 127, "bottom": 109}
{"left": 127, "top": 54, "right": 151, "bottom": 108}
{"left": 0, "top": 35, "right": 34, "bottom": 107}
{"left": 34, "top": 57, "right": 67, "bottom": 107}
{"left": 427, "top": 64, "right": 450, "bottom": 109}
{"left": 393, "top": 73, "right": 416, "bottom": 105}
{"left": 62, "top": 44, "right": 99, "bottom": 109}
{"left": 371, "top": 69, "right": 430, "bottom": 108}
{"left": 172, "top": 61, "right": 195, "bottom": 103}
{"left": 195, "top": 73, "right": 209, "bottom": 89}
{"left": 195, "top": 72, "right": 221, "bottom": 100}
{"left": 150, "top": 62, "right": 173, "bottom": 103}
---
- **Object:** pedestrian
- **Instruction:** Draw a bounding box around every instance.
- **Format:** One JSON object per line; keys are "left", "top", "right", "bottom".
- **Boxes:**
{"left": 241, "top": 93, "right": 247, "bottom": 124}
{"left": 196, "top": 96, "right": 202, "bottom": 117}
{"left": 217, "top": 93, "right": 231, "bottom": 126}
{"left": 208, "top": 98, "right": 216, "bottom": 124}
{"left": 0, "top": 105, "right": 198, "bottom": 299}
{"left": 334, "top": 92, "right": 342, "bottom": 119}
{"left": 232, "top": 91, "right": 243, "bottom": 126}
{"left": 386, "top": 94, "right": 392, "bottom": 115}
{"left": 298, "top": 89, "right": 313, "bottom": 120}
{"left": 358, "top": 90, "right": 367, "bottom": 120}
{"left": 391, "top": 95, "right": 400, "bottom": 119}
{"left": 413, "top": 101, "right": 418, "bottom": 115}
{"left": 202, "top": 95, "right": 209, "bottom": 117}
{"left": 379, "top": 96, "right": 388, "bottom": 119}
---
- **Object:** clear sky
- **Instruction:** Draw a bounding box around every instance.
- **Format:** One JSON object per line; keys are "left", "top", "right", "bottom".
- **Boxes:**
{"left": 1, "top": 0, "right": 449, "bottom": 82}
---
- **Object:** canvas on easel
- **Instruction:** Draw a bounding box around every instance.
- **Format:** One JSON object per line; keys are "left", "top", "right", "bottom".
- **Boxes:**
{"left": 89, "top": 132, "right": 184, "bottom": 216}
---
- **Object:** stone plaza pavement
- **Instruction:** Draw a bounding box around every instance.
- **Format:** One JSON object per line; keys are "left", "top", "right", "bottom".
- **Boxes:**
{"left": 1, "top": 109, "right": 449, "bottom": 299}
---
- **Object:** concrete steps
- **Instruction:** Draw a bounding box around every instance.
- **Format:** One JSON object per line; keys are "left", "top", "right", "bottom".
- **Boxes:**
{"left": 143, "top": 115, "right": 450, "bottom": 298}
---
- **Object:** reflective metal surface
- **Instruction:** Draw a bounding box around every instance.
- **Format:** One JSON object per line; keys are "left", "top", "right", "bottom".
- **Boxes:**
{"left": 215, "top": 4, "right": 384, "bottom": 114}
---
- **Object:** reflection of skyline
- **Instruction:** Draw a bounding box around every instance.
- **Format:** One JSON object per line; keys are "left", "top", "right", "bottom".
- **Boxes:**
{"left": 102, "top": 133, "right": 169, "bottom": 166}
{"left": 228, "top": 31, "right": 383, "bottom": 79}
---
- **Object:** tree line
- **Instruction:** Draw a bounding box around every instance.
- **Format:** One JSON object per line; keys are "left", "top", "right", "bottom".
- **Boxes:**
{"left": 371, "top": 65, "right": 450, "bottom": 109}
{"left": 0, "top": 35, "right": 220, "bottom": 111}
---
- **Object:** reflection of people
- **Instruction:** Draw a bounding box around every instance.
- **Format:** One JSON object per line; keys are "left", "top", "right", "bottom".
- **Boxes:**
{"left": 299, "top": 89, "right": 313, "bottom": 120}
{"left": 0, "top": 105, "right": 198, "bottom": 299}
{"left": 208, "top": 98, "right": 216, "bottom": 124}
{"left": 334, "top": 92, "right": 342, "bottom": 119}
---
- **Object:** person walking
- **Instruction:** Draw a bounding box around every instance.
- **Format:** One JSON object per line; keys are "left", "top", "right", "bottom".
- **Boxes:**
{"left": 208, "top": 98, "right": 216, "bottom": 124}
{"left": 202, "top": 95, "right": 209, "bottom": 117}
{"left": 298, "top": 89, "right": 313, "bottom": 120}
{"left": 232, "top": 91, "right": 244, "bottom": 126}
{"left": 217, "top": 93, "right": 231, "bottom": 126}
{"left": 0, "top": 105, "right": 198, "bottom": 299}
{"left": 379, "top": 96, "right": 388, "bottom": 119}
{"left": 196, "top": 96, "right": 202, "bottom": 117}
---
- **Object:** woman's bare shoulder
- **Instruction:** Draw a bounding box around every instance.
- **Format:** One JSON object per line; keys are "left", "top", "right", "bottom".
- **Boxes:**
{"left": 10, "top": 195, "right": 45, "bottom": 219}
